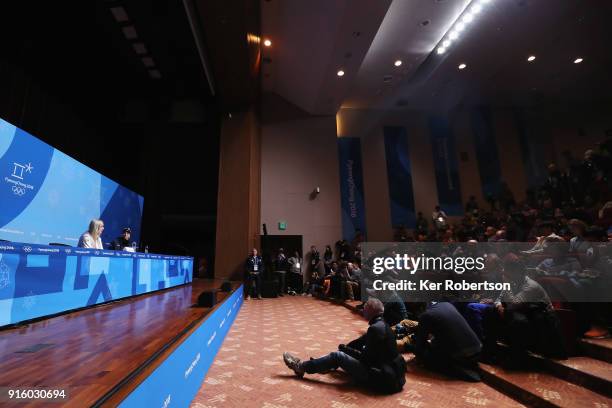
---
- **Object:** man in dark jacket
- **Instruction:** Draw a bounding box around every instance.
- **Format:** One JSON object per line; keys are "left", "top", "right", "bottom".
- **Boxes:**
{"left": 410, "top": 302, "right": 482, "bottom": 382}
{"left": 245, "top": 248, "right": 264, "bottom": 300}
{"left": 111, "top": 227, "right": 132, "bottom": 251}
{"left": 283, "top": 298, "right": 406, "bottom": 393}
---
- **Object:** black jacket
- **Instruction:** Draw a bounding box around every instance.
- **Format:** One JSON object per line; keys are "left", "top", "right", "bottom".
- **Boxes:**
{"left": 111, "top": 237, "right": 130, "bottom": 251}
{"left": 245, "top": 255, "right": 264, "bottom": 273}
{"left": 347, "top": 315, "right": 406, "bottom": 393}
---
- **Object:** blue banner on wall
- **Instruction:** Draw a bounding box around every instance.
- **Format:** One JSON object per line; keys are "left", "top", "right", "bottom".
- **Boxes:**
{"left": 0, "top": 242, "right": 193, "bottom": 327}
{"left": 514, "top": 109, "right": 546, "bottom": 188}
{"left": 471, "top": 107, "right": 502, "bottom": 198}
{"left": 119, "top": 285, "right": 244, "bottom": 408}
{"left": 383, "top": 127, "right": 416, "bottom": 228}
{"left": 0, "top": 117, "right": 144, "bottom": 246}
{"left": 428, "top": 117, "right": 463, "bottom": 216}
{"left": 338, "top": 137, "right": 367, "bottom": 240}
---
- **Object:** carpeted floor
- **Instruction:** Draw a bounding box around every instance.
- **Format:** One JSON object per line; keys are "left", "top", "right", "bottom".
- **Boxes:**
{"left": 191, "top": 296, "right": 524, "bottom": 408}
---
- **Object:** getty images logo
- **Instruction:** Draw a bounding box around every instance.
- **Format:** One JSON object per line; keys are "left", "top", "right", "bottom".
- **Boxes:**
{"left": 6, "top": 161, "right": 35, "bottom": 197}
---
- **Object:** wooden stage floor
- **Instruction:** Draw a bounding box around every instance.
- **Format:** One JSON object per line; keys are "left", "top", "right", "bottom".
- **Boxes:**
{"left": 0, "top": 279, "right": 238, "bottom": 407}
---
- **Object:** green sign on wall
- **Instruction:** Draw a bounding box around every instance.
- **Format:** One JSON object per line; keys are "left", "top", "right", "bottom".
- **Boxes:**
{"left": 278, "top": 221, "right": 287, "bottom": 230}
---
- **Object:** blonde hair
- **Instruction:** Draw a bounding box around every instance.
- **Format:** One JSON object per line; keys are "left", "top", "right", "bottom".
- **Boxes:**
{"left": 88, "top": 219, "right": 104, "bottom": 239}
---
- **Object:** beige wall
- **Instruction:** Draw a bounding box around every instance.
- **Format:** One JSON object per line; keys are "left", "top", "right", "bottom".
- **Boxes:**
{"left": 261, "top": 114, "right": 342, "bottom": 256}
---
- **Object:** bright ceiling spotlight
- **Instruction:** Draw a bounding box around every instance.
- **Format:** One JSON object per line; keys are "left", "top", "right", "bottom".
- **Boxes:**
{"left": 574, "top": 57, "right": 583, "bottom": 64}
{"left": 527, "top": 55, "right": 536, "bottom": 62}
{"left": 434, "top": 0, "right": 492, "bottom": 57}
{"left": 394, "top": 60, "right": 402, "bottom": 67}
{"left": 337, "top": 69, "right": 345, "bottom": 76}
{"left": 458, "top": 63, "right": 467, "bottom": 69}
{"left": 263, "top": 39, "right": 272, "bottom": 47}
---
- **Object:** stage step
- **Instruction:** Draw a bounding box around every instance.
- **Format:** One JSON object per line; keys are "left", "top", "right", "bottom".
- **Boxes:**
{"left": 529, "top": 354, "right": 612, "bottom": 398}
{"left": 579, "top": 338, "right": 612, "bottom": 363}
{"left": 479, "top": 362, "right": 612, "bottom": 408}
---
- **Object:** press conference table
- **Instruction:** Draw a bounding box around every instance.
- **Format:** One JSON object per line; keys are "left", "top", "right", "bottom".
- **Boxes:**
{"left": 0, "top": 242, "right": 193, "bottom": 328}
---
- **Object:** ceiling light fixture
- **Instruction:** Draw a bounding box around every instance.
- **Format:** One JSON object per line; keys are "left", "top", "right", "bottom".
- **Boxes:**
{"left": 574, "top": 57, "right": 583, "bottom": 64}
{"left": 527, "top": 55, "right": 536, "bottom": 62}
{"left": 263, "top": 39, "right": 272, "bottom": 47}
{"left": 337, "top": 70, "right": 345, "bottom": 77}
{"left": 435, "top": 0, "right": 494, "bottom": 56}
{"left": 458, "top": 63, "right": 467, "bottom": 69}
{"left": 394, "top": 60, "right": 402, "bottom": 67}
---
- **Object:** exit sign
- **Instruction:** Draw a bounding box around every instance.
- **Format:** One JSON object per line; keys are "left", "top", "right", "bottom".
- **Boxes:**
{"left": 278, "top": 221, "right": 287, "bottom": 230}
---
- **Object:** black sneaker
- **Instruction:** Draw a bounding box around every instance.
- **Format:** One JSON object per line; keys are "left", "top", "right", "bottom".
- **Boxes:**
{"left": 283, "top": 352, "right": 305, "bottom": 378}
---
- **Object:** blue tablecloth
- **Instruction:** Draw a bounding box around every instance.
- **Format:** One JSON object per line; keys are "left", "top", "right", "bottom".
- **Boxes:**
{"left": 0, "top": 242, "right": 193, "bottom": 327}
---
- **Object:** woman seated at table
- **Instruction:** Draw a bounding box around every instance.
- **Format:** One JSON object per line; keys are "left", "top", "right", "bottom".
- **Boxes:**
{"left": 78, "top": 219, "right": 104, "bottom": 249}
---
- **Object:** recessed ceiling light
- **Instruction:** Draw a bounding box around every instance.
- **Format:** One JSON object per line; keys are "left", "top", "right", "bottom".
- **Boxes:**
{"left": 458, "top": 63, "right": 467, "bottom": 70}
{"left": 472, "top": 4, "right": 483, "bottom": 13}
{"left": 394, "top": 60, "right": 402, "bottom": 67}
{"left": 527, "top": 55, "right": 536, "bottom": 62}
{"left": 121, "top": 26, "right": 138, "bottom": 40}
{"left": 337, "top": 70, "right": 345, "bottom": 77}
{"left": 449, "top": 31, "right": 459, "bottom": 40}
{"left": 574, "top": 57, "right": 583, "bottom": 64}
{"left": 442, "top": 40, "right": 451, "bottom": 47}
{"left": 437, "top": 47, "right": 446, "bottom": 54}
{"left": 263, "top": 39, "right": 272, "bottom": 47}
{"left": 141, "top": 57, "right": 155, "bottom": 68}
{"left": 132, "top": 43, "right": 147, "bottom": 55}
{"left": 148, "top": 69, "right": 161, "bottom": 79}
{"left": 110, "top": 6, "right": 129, "bottom": 23}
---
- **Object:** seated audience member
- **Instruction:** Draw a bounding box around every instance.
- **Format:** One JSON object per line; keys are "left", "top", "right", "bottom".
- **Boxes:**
{"left": 111, "top": 227, "right": 132, "bottom": 251}
{"left": 303, "top": 268, "right": 323, "bottom": 296}
{"left": 522, "top": 221, "right": 562, "bottom": 254}
{"left": 340, "top": 263, "right": 359, "bottom": 301}
{"left": 535, "top": 237, "right": 582, "bottom": 279}
{"left": 568, "top": 219, "right": 589, "bottom": 254}
{"left": 483, "top": 254, "right": 566, "bottom": 364}
{"left": 408, "top": 302, "right": 482, "bottom": 382}
{"left": 245, "top": 248, "right": 264, "bottom": 300}
{"left": 283, "top": 298, "right": 406, "bottom": 394}
{"left": 78, "top": 219, "right": 105, "bottom": 249}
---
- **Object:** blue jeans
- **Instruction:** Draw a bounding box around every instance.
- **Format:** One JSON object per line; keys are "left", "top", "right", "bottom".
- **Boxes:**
{"left": 301, "top": 351, "right": 369, "bottom": 382}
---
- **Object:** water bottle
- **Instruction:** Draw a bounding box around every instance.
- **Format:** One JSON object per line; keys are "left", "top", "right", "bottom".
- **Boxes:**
{"left": 145, "top": 245, "right": 149, "bottom": 254}
{"left": 131, "top": 242, "right": 137, "bottom": 252}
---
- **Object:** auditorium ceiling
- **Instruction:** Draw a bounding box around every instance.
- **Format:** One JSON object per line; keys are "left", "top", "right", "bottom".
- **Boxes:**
{"left": 261, "top": 0, "right": 612, "bottom": 114}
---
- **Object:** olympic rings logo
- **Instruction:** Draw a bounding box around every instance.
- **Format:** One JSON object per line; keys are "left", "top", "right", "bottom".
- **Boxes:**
{"left": 11, "top": 186, "right": 26, "bottom": 196}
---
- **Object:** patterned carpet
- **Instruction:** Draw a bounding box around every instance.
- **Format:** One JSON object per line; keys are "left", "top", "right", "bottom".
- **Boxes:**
{"left": 191, "top": 296, "right": 524, "bottom": 408}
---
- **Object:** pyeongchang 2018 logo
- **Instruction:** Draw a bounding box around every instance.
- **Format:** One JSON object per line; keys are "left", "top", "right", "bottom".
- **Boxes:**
{"left": 5, "top": 162, "right": 35, "bottom": 197}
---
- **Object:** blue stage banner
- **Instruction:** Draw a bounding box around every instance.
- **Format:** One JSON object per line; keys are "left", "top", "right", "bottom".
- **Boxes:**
{"left": 0, "top": 117, "right": 144, "bottom": 246}
{"left": 383, "top": 127, "right": 416, "bottom": 228}
{"left": 428, "top": 117, "right": 463, "bottom": 216}
{"left": 471, "top": 107, "right": 502, "bottom": 198}
{"left": 119, "top": 285, "right": 244, "bottom": 408}
{"left": 0, "top": 242, "right": 193, "bottom": 327}
{"left": 513, "top": 109, "right": 546, "bottom": 188}
{"left": 337, "top": 137, "right": 367, "bottom": 240}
